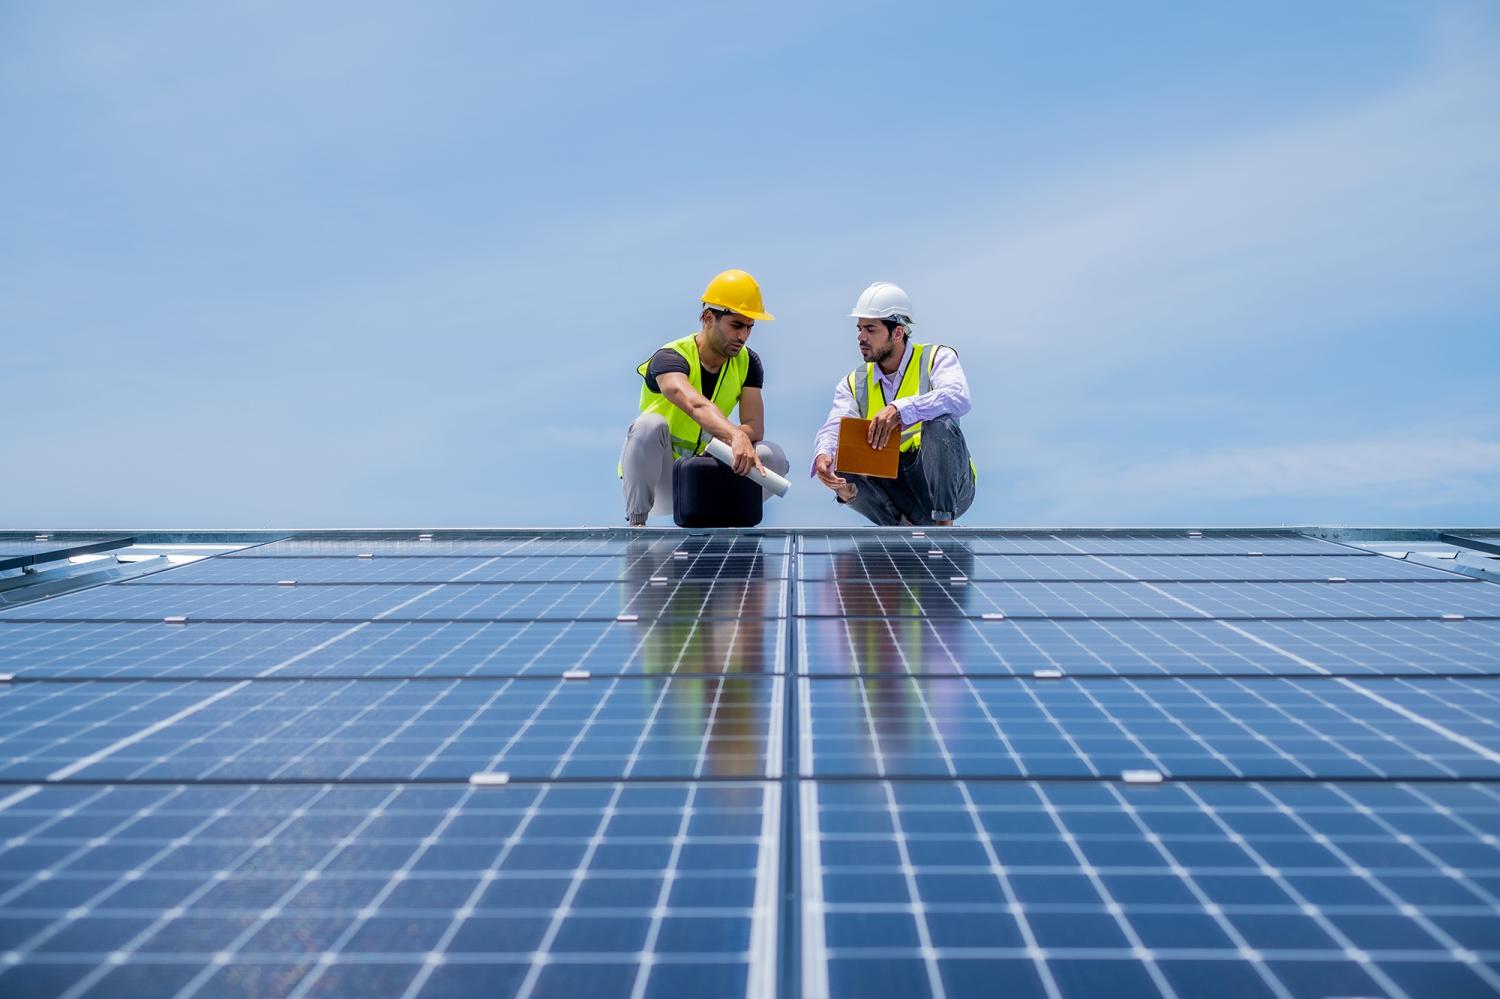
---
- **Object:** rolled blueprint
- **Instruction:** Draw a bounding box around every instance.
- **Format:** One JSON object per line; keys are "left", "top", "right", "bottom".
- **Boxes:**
{"left": 705, "top": 438, "right": 791, "bottom": 498}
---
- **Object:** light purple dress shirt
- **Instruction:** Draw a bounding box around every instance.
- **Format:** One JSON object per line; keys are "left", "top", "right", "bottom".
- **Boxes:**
{"left": 810, "top": 341, "right": 971, "bottom": 474}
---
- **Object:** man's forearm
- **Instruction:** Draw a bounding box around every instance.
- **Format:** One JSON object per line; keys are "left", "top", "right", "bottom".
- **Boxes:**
{"left": 686, "top": 398, "right": 743, "bottom": 443}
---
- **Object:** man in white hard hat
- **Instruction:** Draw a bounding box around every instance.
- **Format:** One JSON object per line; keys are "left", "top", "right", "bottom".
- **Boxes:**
{"left": 811, "top": 282, "right": 976, "bottom": 526}
{"left": 620, "top": 269, "right": 791, "bottom": 526}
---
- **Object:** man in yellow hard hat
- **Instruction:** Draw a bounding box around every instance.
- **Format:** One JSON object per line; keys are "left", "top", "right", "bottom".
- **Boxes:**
{"left": 620, "top": 269, "right": 791, "bottom": 526}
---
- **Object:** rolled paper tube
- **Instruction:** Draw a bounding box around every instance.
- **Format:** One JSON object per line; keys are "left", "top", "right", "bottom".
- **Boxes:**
{"left": 704, "top": 438, "right": 791, "bottom": 498}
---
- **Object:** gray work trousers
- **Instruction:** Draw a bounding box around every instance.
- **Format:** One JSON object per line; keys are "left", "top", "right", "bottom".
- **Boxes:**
{"left": 840, "top": 415, "right": 976, "bottom": 525}
{"left": 621, "top": 412, "right": 790, "bottom": 524}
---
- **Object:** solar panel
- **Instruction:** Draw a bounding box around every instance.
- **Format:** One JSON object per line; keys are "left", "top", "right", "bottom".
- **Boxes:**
{"left": 801, "top": 578, "right": 1495, "bottom": 619}
{"left": 0, "top": 619, "right": 784, "bottom": 679}
{"left": 803, "top": 780, "right": 1500, "bottom": 999}
{"left": 800, "top": 552, "right": 1462, "bottom": 582}
{"left": 0, "top": 782, "right": 777, "bottom": 999}
{"left": 0, "top": 527, "right": 1496, "bottom": 998}
{"left": 1, "top": 579, "right": 789, "bottom": 623}
{"left": 137, "top": 553, "right": 789, "bottom": 584}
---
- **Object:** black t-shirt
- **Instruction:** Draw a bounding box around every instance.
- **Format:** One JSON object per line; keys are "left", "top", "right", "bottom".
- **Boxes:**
{"left": 644, "top": 347, "right": 763, "bottom": 399}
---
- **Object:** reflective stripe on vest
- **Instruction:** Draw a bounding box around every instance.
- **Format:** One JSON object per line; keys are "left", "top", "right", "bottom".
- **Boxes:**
{"left": 634, "top": 333, "right": 749, "bottom": 460}
{"left": 849, "top": 343, "right": 931, "bottom": 452}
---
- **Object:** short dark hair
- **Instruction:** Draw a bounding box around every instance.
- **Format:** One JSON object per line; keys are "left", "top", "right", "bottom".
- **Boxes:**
{"left": 880, "top": 317, "right": 909, "bottom": 337}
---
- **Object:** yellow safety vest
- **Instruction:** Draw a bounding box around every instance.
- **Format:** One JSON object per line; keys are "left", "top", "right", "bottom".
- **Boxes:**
{"left": 847, "top": 342, "right": 976, "bottom": 476}
{"left": 634, "top": 333, "right": 750, "bottom": 461}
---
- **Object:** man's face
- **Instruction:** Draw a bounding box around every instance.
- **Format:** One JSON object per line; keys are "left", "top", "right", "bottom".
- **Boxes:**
{"left": 856, "top": 318, "right": 902, "bottom": 364}
{"left": 703, "top": 309, "right": 754, "bottom": 356}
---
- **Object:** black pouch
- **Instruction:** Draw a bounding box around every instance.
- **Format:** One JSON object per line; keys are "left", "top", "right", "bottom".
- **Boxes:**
{"left": 672, "top": 456, "right": 763, "bottom": 528}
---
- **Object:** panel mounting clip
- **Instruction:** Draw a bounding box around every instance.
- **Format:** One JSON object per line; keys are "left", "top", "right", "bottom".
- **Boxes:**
{"left": 468, "top": 772, "right": 511, "bottom": 787}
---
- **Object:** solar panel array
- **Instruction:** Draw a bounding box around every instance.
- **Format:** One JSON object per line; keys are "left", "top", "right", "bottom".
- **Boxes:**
{"left": 0, "top": 529, "right": 1497, "bottom": 998}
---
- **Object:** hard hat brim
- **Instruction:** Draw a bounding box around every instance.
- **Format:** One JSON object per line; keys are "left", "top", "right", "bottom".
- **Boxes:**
{"left": 707, "top": 302, "right": 774, "bottom": 322}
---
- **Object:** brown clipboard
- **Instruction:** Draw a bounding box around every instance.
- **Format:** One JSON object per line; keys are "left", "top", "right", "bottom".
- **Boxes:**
{"left": 835, "top": 417, "right": 900, "bottom": 479}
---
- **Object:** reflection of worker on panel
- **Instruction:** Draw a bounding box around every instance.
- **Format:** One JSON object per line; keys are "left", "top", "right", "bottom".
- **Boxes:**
{"left": 624, "top": 536, "right": 771, "bottom": 777}
{"left": 619, "top": 270, "right": 792, "bottom": 527}
{"left": 811, "top": 283, "right": 977, "bottom": 526}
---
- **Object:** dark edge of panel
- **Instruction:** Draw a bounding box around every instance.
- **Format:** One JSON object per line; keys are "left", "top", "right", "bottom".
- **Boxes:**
{"left": 5, "top": 773, "right": 1498, "bottom": 788}
{"left": 3, "top": 671, "right": 788, "bottom": 683}
{"left": 1442, "top": 532, "right": 1500, "bottom": 557}
{"left": 0, "top": 536, "right": 135, "bottom": 573}
{"left": 4, "top": 613, "right": 1495, "bottom": 624}
{"left": 120, "top": 575, "right": 1469, "bottom": 586}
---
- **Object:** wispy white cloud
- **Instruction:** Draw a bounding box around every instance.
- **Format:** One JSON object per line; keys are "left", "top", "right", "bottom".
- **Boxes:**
{"left": 902, "top": 51, "right": 1500, "bottom": 378}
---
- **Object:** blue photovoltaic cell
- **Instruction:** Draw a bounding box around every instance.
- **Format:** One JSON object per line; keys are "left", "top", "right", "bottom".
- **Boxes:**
{"left": 0, "top": 782, "right": 777, "bottom": 999}
{"left": 801, "top": 676, "right": 1500, "bottom": 778}
{"left": 0, "top": 619, "right": 784, "bottom": 679}
{"left": 803, "top": 781, "right": 1500, "bottom": 999}
{"left": 1156, "top": 581, "right": 1500, "bottom": 619}
{"left": 135, "top": 553, "right": 788, "bottom": 584}
{"left": 0, "top": 677, "right": 781, "bottom": 781}
{"left": 797, "top": 533, "right": 1347, "bottom": 556}
{"left": 1, "top": 527, "right": 1497, "bottom": 997}
{"left": 229, "top": 536, "right": 789, "bottom": 559}
{"left": 798, "top": 552, "right": 1461, "bottom": 582}
{"left": 1, "top": 579, "right": 788, "bottom": 622}
{"left": 799, "top": 579, "right": 1496, "bottom": 619}
{"left": 799, "top": 617, "right": 1500, "bottom": 676}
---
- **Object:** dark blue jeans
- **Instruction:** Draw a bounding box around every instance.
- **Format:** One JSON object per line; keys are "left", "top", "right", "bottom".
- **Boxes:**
{"left": 840, "top": 415, "right": 976, "bottom": 525}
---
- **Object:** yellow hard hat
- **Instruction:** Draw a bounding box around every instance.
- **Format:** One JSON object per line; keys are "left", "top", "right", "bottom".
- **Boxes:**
{"left": 701, "top": 269, "right": 774, "bottom": 322}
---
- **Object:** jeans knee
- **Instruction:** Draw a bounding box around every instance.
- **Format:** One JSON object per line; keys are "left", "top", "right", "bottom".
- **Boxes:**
{"left": 922, "top": 414, "right": 958, "bottom": 438}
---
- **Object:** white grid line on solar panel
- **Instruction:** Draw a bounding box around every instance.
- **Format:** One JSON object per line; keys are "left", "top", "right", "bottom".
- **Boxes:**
{"left": 797, "top": 618, "right": 1500, "bottom": 677}
{"left": 0, "top": 579, "right": 790, "bottom": 622}
{"left": 0, "top": 677, "right": 782, "bottom": 782}
{"left": 226, "top": 536, "right": 790, "bottom": 559}
{"left": 0, "top": 782, "right": 776, "bottom": 999}
{"left": 0, "top": 619, "right": 786, "bottom": 680}
{"left": 799, "top": 677, "right": 1500, "bottom": 779}
{"left": 797, "top": 580, "right": 1500, "bottom": 619}
{"left": 802, "top": 780, "right": 1500, "bottom": 999}
{"left": 797, "top": 534, "right": 1346, "bottom": 556}
{"left": 797, "top": 553, "right": 1462, "bottom": 582}
{"left": 128, "top": 554, "right": 789, "bottom": 585}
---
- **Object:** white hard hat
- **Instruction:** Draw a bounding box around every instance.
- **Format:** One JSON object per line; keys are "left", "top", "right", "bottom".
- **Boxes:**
{"left": 849, "top": 281, "right": 915, "bottom": 324}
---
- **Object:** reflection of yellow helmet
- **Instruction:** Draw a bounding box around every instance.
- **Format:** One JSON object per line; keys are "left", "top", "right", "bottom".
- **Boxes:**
{"left": 701, "top": 269, "right": 774, "bottom": 322}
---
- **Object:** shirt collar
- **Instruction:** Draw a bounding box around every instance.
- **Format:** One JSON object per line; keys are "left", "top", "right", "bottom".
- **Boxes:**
{"left": 875, "top": 340, "right": 915, "bottom": 389}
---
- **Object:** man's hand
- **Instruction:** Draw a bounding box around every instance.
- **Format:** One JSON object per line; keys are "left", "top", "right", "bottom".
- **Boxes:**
{"left": 814, "top": 453, "right": 856, "bottom": 501}
{"left": 867, "top": 403, "right": 903, "bottom": 451}
{"left": 729, "top": 427, "right": 766, "bottom": 478}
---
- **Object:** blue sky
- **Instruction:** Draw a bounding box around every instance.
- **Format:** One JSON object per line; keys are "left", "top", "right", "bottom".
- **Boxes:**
{"left": 4, "top": 1, "right": 1498, "bottom": 528}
